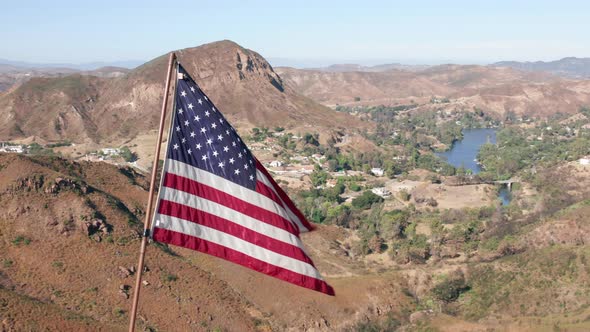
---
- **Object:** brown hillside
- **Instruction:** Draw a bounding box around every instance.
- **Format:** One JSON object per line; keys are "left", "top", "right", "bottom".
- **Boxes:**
{"left": 0, "top": 75, "right": 106, "bottom": 142}
{"left": 0, "top": 41, "right": 367, "bottom": 145}
{"left": 0, "top": 153, "right": 257, "bottom": 331}
{"left": 0, "top": 153, "right": 415, "bottom": 331}
{"left": 277, "top": 65, "right": 590, "bottom": 118}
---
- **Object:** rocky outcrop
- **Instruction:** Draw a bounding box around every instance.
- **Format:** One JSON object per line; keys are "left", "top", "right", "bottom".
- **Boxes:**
{"left": 8, "top": 175, "right": 45, "bottom": 193}
{"left": 45, "top": 177, "right": 90, "bottom": 195}
{"left": 79, "top": 217, "right": 109, "bottom": 236}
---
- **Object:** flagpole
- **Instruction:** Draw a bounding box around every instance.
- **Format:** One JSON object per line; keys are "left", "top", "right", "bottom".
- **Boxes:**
{"left": 128, "top": 52, "right": 177, "bottom": 332}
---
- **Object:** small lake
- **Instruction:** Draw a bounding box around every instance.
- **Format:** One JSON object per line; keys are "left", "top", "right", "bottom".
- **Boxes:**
{"left": 436, "top": 128, "right": 511, "bottom": 205}
{"left": 436, "top": 128, "right": 497, "bottom": 174}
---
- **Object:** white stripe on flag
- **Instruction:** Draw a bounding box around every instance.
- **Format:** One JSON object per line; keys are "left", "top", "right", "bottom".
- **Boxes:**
{"left": 160, "top": 187, "right": 305, "bottom": 248}
{"left": 165, "top": 159, "right": 300, "bottom": 231}
{"left": 153, "top": 214, "right": 323, "bottom": 279}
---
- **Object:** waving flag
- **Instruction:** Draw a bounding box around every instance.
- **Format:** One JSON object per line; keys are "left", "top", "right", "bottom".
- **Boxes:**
{"left": 150, "top": 64, "right": 334, "bottom": 295}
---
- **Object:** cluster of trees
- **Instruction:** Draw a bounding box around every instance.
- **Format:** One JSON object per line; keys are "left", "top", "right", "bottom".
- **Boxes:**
{"left": 119, "top": 146, "right": 137, "bottom": 162}
{"left": 250, "top": 127, "right": 271, "bottom": 142}
{"left": 351, "top": 191, "right": 383, "bottom": 209}
{"left": 335, "top": 104, "right": 418, "bottom": 118}
{"left": 27, "top": 143, "right": 57, "bottom": 156}
{"left": 360, "top": 107, "right": 498, "bottom": 152}
{"left": 46, "top": 140, "right": 72, "bottom": 148}
{"left": 296, "top": 166, "right": 510, "bottom": 263}
{"left": 477, "top": 126, "right": 590, "bottom": 180}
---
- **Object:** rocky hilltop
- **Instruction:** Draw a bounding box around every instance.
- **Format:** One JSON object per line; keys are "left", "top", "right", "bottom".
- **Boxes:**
{"left": 0, "top": 41, "right": 365, "bottom": 145}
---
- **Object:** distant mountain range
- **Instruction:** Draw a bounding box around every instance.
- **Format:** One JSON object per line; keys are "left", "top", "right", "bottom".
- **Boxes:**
{"left": 276, "top": 57, "right": 590, "bottom": 79}
{"left": 307, "top": 63, "right": 430, "bottom": 72}
{"left": 4, "top": 56, "right": 590, "bottom": 78}
{"left": 277, "top": 62, "right": 590, "bottom": 118}
{"left": 0, "top": 58, "right": 144, "bottom": 71}
{"left": 492, "top": 57, "right": 590, "bottom": 78}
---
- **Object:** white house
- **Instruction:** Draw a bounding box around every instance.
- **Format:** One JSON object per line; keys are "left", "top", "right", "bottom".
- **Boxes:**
{"left": 0, "top": 144, "right": 24, "bottom": 153}
{"left": 311, "top": 154, "right": 325, "bottom": 162}
{"left": 269, "top": 160, "right": 283, "bottom": 167}
{"left": 371, "top": 187, "right": 391, "bottom": 198}
{"left": 101, "top": 148, "right": 120, "bottom": 156}
{"left": 371, "top": 167, "right": 385, "bottom": 177}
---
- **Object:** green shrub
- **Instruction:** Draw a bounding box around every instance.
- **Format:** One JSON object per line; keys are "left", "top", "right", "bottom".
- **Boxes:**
{"left": 113, "top": 308, "right": 126, "bottom": 317}
{"left": 163, "top": 272, "right": 178, "bottom": 282}
{"left": 398, "top": 190, "right": 411, "bottom": 201}
{"left": 349, "top": 182, "right": 362, "bottom": 191}
{"left": 119, "top": 146, "right": 137, "bottom": 162}
{"left": 431, "top": 274, "right": 470, "bottom": 302}
{"left": 12, "top": 236, "right": 31, "bottom": 246}
{"left": 310, "top": 169, "right": 329, "bottom": 187}
{"left": 352, "top": 191, "right": 384, "bottom": 210}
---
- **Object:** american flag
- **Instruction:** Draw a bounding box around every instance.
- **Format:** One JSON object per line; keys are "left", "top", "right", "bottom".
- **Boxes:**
{"left": 150, "top": 64, "right": 334, "bottom": 295}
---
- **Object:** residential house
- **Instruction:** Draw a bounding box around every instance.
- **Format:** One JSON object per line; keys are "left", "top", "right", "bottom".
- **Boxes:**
{"left": 371, "top": 167, "right": 385, "bottom": 177}
{"left": 371, "top": 187, "right": 391, "bottom": 198}
{"left": 269, "top": 160, "right": 283, "bottom": 168}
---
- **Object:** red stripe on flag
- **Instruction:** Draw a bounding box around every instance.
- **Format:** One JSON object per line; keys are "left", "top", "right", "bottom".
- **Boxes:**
{"left": 255, "top": 160, "right": 315, "bottom": 231}
{"left": 162, "top": 172, "right": 300, "bottom": 236}
{"left": 158, "top": 199, "right": 316, "bottom": 266}
{"left": 152, "top": 227, "right": 335, "bottom": 295}
{"left": 255, "top": 180, "right": 292, "bottom": 212}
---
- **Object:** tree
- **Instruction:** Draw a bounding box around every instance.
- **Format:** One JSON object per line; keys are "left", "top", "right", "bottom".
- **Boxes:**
{"left": 327, "top": 159, "right": 338, "bottom": 172}
{"left": 368, "top": 235, "right": 385, "bottom": 254}
{"left": 251, "top": 127, "right": 268, "bottom": 142}
{"left": 398, "top": 190, "right": 411, "bottom": 202}
{"left": 380, "top": 209, "right": 410, "bottom": 239}
{"left": 303, "top": 133, "right": 319, "bottom": 146}
{"left": 427, "top": 174, "right": 441, "bottom": 184}
{"left": 431, "top": 272, "right": 470, "bottom": 302}
{"left": 352, "top": 191, "right": 384, "bottom": 210}
{"left": 349, "top": 181, "right": 362, "bottom": 192}
{"left": 119, "top": 146, "right": 137, "bottom": 162}
{"left": 310, "top": 169, "right": 328, "bottom": 187}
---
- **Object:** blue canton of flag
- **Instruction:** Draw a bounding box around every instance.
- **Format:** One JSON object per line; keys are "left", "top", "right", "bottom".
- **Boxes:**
{"left": 167, "top": 64, "right": 256, "bottom": 190}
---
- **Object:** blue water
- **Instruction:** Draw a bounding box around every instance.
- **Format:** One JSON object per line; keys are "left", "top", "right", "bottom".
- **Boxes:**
{"left": 498, "top": 187, "right": 511, "bottom": 206}
{"left": 436, "top": 128, "right": 497, "bottom": 174}
{"left": 437, "top": 128, "right": 510, "bottom": 205}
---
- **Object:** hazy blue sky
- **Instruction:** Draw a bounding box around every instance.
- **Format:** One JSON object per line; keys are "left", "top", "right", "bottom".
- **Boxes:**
{"left": 2, "top": 0, "right": 589, "bottom": 66}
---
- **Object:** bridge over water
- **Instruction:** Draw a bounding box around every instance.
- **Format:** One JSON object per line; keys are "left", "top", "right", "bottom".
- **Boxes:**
{"left": 494, "top": 179, "right": 517, "bottom": 190}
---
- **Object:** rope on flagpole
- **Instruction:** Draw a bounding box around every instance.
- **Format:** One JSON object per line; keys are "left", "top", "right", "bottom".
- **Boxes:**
{"left": 128, "top": 51, "right": 177, "bottom": 332}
